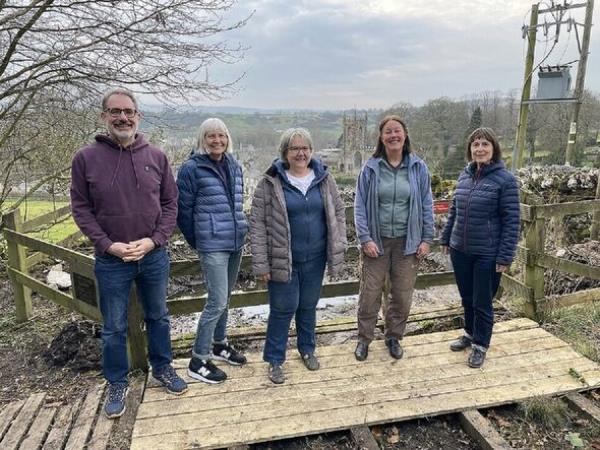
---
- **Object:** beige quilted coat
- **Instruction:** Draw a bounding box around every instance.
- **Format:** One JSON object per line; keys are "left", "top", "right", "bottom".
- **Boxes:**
{"left": 249, "top": 167, "right": 347, "bottom": 283}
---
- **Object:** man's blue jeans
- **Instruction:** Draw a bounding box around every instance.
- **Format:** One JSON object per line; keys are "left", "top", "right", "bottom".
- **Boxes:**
{"left": 94, "top": 247, "right": 173, "bottom": 384}
{"left": 263, "top": 255, "right": 327, "bottom": 365}
{"left": 193, "top": 250, "right": 242, "bottom": 360}
{"left": 450, "top": 248, "right": 501, "bottom": 348}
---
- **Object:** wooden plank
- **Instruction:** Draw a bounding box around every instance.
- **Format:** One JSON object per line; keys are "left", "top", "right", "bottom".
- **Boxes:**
{"left": 64, "top": 385, "right": 104, "bottom": 450}
{"left": 0, "top": 400, "right": 24, "bottom": 440}
{"left": 458, "top": 409, "right": 512, "bottom": 450}
{"left": 109, "top": 376, "right": 146, "bottom": 450}
{"left": 168, "top": 271, "right": 457, "bottom": 315}
{"left": 540, "top": 287, "right": 600, "bottom": 309}
{"left": 172, "top": 304, "right": 465, "bottom": 349}
{"left": 19, "top": 406, "right": 57, "bottom": 449}
{"left": 0, "top": 392, "right": 45, "bottom": 450}
{"left": 7, "top": 268, "right": 102, "bottom": 322}
{"left": 350, "top": 426, "right": 379, "bottom": 450}
{"left": 42, "top": 398, "right": 83, "bottom": 450}
{"left": 128, "top": 289, "right": 148, "bottom": 371}
{"left": 137, "top": 362, "right": 596, "bottom": 434}
{"left": 538, "top": 254, "right": 600, "bottom": 280}
{"left": 3, "top": 211, "right": 33, "bottom": 322}
{"left": 26, "top": 230, "right": 85, "bottom": 269}
{"left": 131, "top": 370, "right": 600, "bottom": 449}
{"left": 140, "top": 340, "right": 581, "bottom": 410}
{"left": 87, "top": 403, "right": 114, "bottom": 450}
{"left": 21, "top": 204, "right": 72, "bottom": 233}
{"left": 565, "top": 393, "right": 600, "bottom": 424}
{"left": 536, "top": 199, "right": 600, "bottom": 219}
{"left": 500, "top": 273, "right": 534, "bottom": 302}
{"left": 2, "top": 228, "right": 95, "bottom": 278}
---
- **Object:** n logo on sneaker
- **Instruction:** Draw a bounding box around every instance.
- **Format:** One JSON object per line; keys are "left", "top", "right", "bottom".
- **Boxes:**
{"left": 220, "top": 350, "right": 231, "bottom": 359}
{"left": 199, "top": 367, "right": 211, "bottom": 377}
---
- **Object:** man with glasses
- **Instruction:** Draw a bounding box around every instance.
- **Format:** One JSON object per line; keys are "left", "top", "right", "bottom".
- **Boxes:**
{"left": 70, "top": 87, "right": 187, "bottom": 418}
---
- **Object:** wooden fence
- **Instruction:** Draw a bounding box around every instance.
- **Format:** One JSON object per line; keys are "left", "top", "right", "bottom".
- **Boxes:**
{"left": 2, "top": 191, "right": 600, "bottom": 371}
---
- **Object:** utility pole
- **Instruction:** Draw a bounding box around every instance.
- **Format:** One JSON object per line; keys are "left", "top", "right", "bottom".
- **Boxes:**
{"left": 565, "top": 0, "right": 595, "bottom": 165}
{"left": 512, "top": 3, "right": 539, "bottom": 171}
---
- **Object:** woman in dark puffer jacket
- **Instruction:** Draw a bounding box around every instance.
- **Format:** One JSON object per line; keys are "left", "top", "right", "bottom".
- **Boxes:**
{"left": 441, "top": 127, "right": 520, "bottom": 368}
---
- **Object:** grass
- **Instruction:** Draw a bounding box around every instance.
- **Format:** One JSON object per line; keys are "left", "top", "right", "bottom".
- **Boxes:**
{"left": 4, "top": 199, "right": 68, "bottom": 221}
{"left": 517, "top": 396, "right": 569, "bottom": 428}
{"left": 4, "top": 199, "right": 79, "bottom": 244}
{"left": 538, "top": 302, "right": 600, "bottom": 362}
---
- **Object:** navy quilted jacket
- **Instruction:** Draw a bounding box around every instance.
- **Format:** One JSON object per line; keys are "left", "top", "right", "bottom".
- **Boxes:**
{"left": 176, "top": 152, "right": 248, "bottom": 252}
{"left": 441, "top": 161, "right": 520, "bottom": 265}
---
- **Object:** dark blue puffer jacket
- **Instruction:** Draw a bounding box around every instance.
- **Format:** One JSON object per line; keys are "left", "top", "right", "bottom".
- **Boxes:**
{"left": 176, "top": 152, "right": 248, "bottom": 252}
{"left": 441, "top": 160, "right": 520, "bottom": 265}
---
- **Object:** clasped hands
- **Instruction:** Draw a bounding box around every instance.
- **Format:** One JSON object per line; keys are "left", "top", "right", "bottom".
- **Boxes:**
{"left": 107, "top": 238, "right": 155, "bottom": 262}
{"left": 362, "top": 241, "right": 431, "bottom": 259}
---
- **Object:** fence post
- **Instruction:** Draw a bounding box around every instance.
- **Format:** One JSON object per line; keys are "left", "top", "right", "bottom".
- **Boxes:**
{"left": 127, "top": 288, "right": 148, "bottom": 372}
{"left": 522, "top": 194, "right": 545, "bottom": 318}
{"left": 2, "top": 209, "right": 33, "bottom": 322}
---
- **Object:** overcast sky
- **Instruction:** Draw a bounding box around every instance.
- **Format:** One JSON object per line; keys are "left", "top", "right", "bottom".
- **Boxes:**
{"left": 200, "top": 0, "right": 600, "bottom": 110}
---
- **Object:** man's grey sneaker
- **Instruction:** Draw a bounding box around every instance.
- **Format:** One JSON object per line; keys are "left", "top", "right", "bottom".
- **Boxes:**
{"left": 385, "top": 338, "right": 404, "bottom": 360}
{"left": 300, "top": 352, "right": 320, "bottom": 371}
{"left": 268, "top": 363, "right": 285, "bottom": 384}
{"left": 213, "top": 343, "right": 247, "bottom": 366}
{"left": 450, "top": 335, "right": 472, "bottom": 352}
{"left": 104, "top": 382, "right": 128, "bottom": 419}
{"left": 468, "top": 347, "right": 486, "bottom": 368}
{"left": 153, "top": 364, "right": 188, "bottom": 395}
{"left": 354, "top": 341, "right": 369, "bottom": 361}
{"left": 188, "top": 357, "right": 227, "bottom": 384}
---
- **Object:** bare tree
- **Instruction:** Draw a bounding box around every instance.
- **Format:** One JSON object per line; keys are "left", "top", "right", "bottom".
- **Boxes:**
{"left": 0, "top": 0, "right": 249, "bottom": 213}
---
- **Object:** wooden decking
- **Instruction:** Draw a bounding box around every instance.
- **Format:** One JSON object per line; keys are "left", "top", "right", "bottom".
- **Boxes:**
{"left": 132, "top": 318, "right": 600, "bottom": 449}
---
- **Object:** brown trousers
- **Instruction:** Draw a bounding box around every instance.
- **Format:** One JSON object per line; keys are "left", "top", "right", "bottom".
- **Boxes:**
{"left": 357, "top": 237, "right": 418, "bottom": 343}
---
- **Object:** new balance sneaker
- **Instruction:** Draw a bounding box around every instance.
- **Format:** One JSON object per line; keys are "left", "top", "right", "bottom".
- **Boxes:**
{"left": 212, "top": 342, "right": 247, "bottom": 366}
{"left": 187, "top": 357, "right": 227, "bottom": 384}
{"left": 268, "top": 363, "right": 285, "bottom": 384}
{"left": 153, "top": 364, "right": 188, "bottom": 395}
{"left": 104, "top": 382, "right": 128, "bottom": 419}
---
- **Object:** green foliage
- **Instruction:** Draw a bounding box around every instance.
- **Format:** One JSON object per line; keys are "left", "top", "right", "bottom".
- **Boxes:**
{"left": 540, "top": 303, "right": 600, "bottom": 362}
{"left": 333, "top": 173, "right": 357, "bottom": 187}
{"left": 517, "top": 396, "right": 568, "bottom": 428}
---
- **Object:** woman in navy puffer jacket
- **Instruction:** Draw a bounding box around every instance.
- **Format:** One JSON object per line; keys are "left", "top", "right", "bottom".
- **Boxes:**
{"left": 177, "top": 118, "right": 248, "bottom": 385}
{"left": 441, "top": 127, "right": 519, "bottom": 369}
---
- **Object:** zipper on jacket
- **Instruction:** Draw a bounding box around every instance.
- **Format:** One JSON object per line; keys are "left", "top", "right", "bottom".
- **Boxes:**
{"left": 463, "top": 167, "right": 482, "bottom": 251}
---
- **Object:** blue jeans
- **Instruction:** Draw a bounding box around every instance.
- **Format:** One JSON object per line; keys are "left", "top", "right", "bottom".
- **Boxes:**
{"left": 193, "top": 250, "right": 242, "bottom": 360}
{"left": 450, "top": 248, "right": 501, "bottom": 348}
{"left": 94, "top": 247, "right": 173, "bottom": 384}
{"left": 263, "top": 255, "right": 327, "bottom": 364}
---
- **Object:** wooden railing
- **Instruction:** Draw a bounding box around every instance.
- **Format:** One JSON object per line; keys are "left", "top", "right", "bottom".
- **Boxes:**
{"left": 3, "top": 192, "right": 600, "bottom": 371}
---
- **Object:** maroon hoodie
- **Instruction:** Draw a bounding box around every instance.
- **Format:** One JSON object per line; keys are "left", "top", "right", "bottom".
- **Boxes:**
{"left": 70, "top": 134, "right": 178, "bottom": 255}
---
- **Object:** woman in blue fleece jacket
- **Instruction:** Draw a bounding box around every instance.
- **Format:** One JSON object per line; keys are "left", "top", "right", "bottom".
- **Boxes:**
{"left": 441, "top": 127, "right": 520, "bottom": 368}
{"left": 353, "top": 115, "right": 434, "bottom": 362}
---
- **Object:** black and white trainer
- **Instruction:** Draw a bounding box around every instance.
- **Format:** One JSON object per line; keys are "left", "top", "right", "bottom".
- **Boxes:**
{"left": 187, "top": 357, "right": 227, "bottom": 384}
{"left": 212, "top": 343, "right": 247, "bottom": 366}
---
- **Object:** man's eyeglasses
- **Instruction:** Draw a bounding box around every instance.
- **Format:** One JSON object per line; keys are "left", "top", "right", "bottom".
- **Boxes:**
{"left": 288, "top": 146, "right": 310, "bottom": 153}
{"left": 104, "top": 108, "right": 138, "bottom": 118}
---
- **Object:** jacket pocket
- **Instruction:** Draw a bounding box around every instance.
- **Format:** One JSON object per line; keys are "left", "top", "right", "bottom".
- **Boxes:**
{"left": 210, "top": 214, "right": 217, "bottom": 235}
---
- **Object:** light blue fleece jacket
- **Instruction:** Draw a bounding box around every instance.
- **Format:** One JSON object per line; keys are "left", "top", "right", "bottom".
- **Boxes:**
{"left": 354, "top": 153, "right": 434, "bottom": 256}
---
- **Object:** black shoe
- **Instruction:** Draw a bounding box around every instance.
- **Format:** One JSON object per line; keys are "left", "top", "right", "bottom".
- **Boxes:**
{"left": 385, "top": 338, "right": 404, "bottom": 359}
{"left": 354, "top": 342, "right": 369, "bottom": 361}
{"left": 300, "top": 352, "right": 320, "bottom": 371}
{"left": 450, "top": 335, "right": 472, "bottom": 352}
{"left": 468, "top": 347, "right": 486, "bottom": 368}
{"left": 212, "top": 342, "right": 247, "bottom": 366}
{"left": 187, "top": 357, "right": 227, "bottom": 384}
{"left": 268, "top": 363, "right": 285, "bottom": 384}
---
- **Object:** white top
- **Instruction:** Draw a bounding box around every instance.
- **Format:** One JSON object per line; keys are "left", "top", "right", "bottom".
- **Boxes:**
{"left": 286, "top": 169, "right": 315, "bottom": 196}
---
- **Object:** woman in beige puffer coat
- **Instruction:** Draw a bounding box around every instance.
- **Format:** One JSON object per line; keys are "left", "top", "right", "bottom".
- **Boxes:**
{"left": 249, "top": 127, "right": 347, "bottom": 384}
